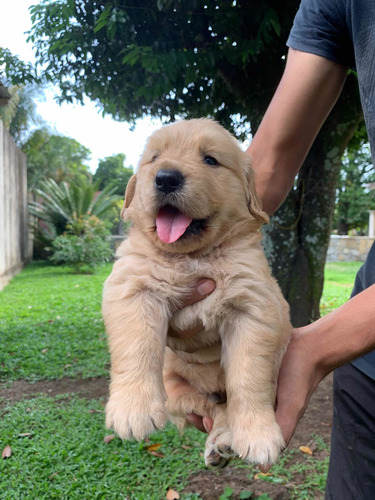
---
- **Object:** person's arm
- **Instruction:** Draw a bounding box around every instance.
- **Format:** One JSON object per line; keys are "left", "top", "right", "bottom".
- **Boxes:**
{"left": 247, "top": 48, "right": 348, "bottom": 215}
{"left": 275, "top": 284, "right": 375, "bottom": 449}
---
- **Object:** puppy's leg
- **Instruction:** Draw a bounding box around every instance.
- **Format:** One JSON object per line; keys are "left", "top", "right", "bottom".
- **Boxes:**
{"left": 221, "top": 314, "right": 288, "bottom": 466}
{"left": 204, "top": 404, "right": 235, "bottom": 468}
{"left": 164, "top": 372, "right": 217, "bottom": 423}
{"left": 104, "top": 289, "right": 169, "bottom": 441}
{"left": 164, "top": 371, "right": 234, "bottom": 468}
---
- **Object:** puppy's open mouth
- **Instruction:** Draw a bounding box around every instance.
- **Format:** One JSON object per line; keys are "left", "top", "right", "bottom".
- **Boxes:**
{"left": 155, "top": 205, "right": 207, "bottom": 244}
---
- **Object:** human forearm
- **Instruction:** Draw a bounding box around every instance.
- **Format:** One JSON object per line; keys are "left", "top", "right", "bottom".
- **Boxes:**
{"left": 300, "top": 284, "right": 375, "bottom": 376}
{"left": 247, "top": 49, "right": 348, "bottom": 214}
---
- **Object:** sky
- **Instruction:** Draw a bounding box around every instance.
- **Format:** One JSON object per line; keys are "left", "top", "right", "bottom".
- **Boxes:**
{"left": 0, "top": 0, "right": 162, "bottom": 173}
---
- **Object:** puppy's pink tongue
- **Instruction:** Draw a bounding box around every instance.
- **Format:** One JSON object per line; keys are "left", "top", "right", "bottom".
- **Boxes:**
{"left": 156, "top": 207, "right": 192, "bottom": 243}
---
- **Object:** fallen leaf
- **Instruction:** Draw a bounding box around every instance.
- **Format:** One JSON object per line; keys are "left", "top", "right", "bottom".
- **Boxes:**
{"left": 2, "top": 445, "right": 12, "bottom": 459}
{"left": 88, "top": 409, "right": 104, "bottom": 414}
{"left": 18, "top": 433, "right": 33, "bottom": 438}
{"left": 145, "top": 443, "right": 162, "bottom": 452}
{"left": 149, "top": 450, "right": 165, "bottom": 458}
{"left": 41, "top": 348, "right": 49, "bottom": 353}
{"left": 181, "top": 445, "right": 192, "bottom": 450}
{"left": 103, "top": 434, "right": 116, "bottom": 444}
{"left": 166, "top": 488, "right": 180, "bottom": 500}
{"left": 299, "top": 445, "right": 313, "bottom": 455}
{"left": 254, "top": 472, "right": 272, "bottom": 480}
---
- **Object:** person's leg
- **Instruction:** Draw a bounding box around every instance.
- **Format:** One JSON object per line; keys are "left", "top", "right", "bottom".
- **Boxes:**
{"left": 326, "top": 363, "right": 375, "bottom": 499}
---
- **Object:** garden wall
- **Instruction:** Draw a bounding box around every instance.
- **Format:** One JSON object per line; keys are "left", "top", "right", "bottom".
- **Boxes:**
{"left": 0, "top": 120, "right": 31, "bottom": 290}
{"left": 327, "top": 235, "right": 374, "bottom": 262}
{"left": 112, "top": 234, "right": 374, "bottom": 263}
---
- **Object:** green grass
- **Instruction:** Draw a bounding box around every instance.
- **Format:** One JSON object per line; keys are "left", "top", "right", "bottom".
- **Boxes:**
{"left": 320, "top": 261, "right": 362, "bottom": 315}
{"left": 0, "top": 260, "right": 363, "bottom": 499}
{"left": 0, "top": 396, "right": 207, "bottom": 499}
{"left": 0, "top": 262, "right": 112, "bottom": 382}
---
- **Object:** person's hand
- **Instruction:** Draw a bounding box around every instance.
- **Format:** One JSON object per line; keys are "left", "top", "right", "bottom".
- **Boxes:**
{"left": 258, "top": 324, "right": 327, "bottom": 472}
{"left": 273, "top": 326, "right": 323, "bottom": 446}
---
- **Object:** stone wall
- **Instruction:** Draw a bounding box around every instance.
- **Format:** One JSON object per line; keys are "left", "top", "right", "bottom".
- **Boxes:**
{"left": 111, "top": 235, "right": 374, "bottom": 263}
{"left": 327, "top": 235, "right": 374, "bottom": 262}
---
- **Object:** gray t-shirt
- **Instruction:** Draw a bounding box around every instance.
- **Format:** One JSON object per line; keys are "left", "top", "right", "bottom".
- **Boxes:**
{"left": 287, "top": 0, "right": 375, "bottom": 380}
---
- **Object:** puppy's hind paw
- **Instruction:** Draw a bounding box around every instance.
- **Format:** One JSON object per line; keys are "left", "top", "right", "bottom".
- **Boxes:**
{"left": 204, "top": 427, "right": 235, "bottom": 468}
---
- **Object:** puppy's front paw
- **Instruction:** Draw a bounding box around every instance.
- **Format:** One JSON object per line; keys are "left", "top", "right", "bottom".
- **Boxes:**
{"left": 106, "top": 391, "right": 167, "bottom": 441}
{"left": 204, "top": 427, "right": 235, "bottom": 468}
{"left": 231, "top": 417, "right": 285, "bottom": 465}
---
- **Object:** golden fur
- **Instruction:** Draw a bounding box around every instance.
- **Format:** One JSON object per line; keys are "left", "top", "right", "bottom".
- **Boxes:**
{"left": 103, "top": 119, "right": 291, "bottom": 467}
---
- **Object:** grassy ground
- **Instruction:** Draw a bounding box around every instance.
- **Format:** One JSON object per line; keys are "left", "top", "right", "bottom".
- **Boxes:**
{"left": 320, "top": 261, "right": 361, "bottom": 315}
{"left": 0, "top": 261, "right": 362, "bottom": 499}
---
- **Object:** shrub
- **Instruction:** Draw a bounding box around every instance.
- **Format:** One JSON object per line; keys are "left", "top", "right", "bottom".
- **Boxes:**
{"left": 50, "top": 215, "right": 113, "bottom": 273}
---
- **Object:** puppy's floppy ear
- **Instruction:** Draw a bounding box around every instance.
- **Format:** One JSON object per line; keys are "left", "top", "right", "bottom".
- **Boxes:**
{"left": 246, "top": 166, "right": 269, "bottom": 225}
{"left": 120, "top": 174, "right": 137, "bottom": 220}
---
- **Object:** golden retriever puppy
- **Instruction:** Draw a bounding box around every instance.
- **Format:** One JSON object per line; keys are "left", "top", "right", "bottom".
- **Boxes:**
{"left": 103, "top": 118, "right": 291, "bottom": 467}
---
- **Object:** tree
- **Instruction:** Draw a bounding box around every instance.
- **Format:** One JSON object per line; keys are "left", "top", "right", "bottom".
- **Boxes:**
{"left": 0, "top": 84, "right": 43, "bottom": 146}
{"left": 334, "top": 143, "right": 375, "bottom": 235}
{"left": 23, "top": 128, "right": 92, "bottom": 189}
{"left": 21, "top": 0, "right": 365, "bottom": 325}
{"left": 93, "top": 153, "right": 134, "bottom": 196}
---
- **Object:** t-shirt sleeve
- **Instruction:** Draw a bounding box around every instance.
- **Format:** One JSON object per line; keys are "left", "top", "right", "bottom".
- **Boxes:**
{"left": 287, "top": 0, "right": 354, "bottom": 68}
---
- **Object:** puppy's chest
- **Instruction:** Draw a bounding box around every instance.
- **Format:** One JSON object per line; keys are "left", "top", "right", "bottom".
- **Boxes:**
{"left": 166, "top": 257, "right": 231, "bottom": 332}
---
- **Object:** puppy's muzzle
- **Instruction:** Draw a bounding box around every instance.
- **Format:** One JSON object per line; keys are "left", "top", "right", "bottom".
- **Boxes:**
{"left": 155, "top": 169, "right": 184, "bottom": 195}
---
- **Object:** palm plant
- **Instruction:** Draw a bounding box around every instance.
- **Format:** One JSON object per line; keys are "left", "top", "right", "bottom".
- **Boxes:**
{"left": 29, "top": 177, "right": 120, "bottom": 245}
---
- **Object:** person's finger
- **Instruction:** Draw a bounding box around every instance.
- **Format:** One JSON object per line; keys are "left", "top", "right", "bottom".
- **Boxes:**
{"left": 181, "top": 279, "right": 216, "bottom": 307}
{"left": 186, "top": 414, "right": 207, "bottom": 432}
{"left": 185, "top": 415, "right": 213, "bottom": 434}
{"left": 202, "top": 416, "right": 213, "bottom": 433}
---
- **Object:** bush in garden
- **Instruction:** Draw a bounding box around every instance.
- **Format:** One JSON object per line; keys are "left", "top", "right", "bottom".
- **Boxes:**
{"left": 50, "top": 215, "right": 113, "bottom": 273}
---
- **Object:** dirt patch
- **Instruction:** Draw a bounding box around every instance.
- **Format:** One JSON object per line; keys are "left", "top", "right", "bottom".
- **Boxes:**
{"left": 0, "top": 373, "right": 333, "bottom": 499}
{"left": 0, "top": 376, "right": 109, "bottom": 409}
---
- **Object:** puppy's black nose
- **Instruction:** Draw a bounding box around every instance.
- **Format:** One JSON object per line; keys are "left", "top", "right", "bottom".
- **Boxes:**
{"left": 155, "top": 169, "right": 184, "bottom": 194}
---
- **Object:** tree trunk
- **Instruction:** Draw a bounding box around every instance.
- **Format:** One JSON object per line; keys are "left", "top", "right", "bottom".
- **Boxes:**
{"left": 262, "top": 75, "right": 363, "bottom": 327}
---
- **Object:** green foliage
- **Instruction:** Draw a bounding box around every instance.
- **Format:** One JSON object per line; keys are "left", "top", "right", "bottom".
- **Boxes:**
{"left": 23, "top": 128, "right": 92, "bottom": 189}
{"left": 29, "top": 178, "right": 120, "bottom": 252}
{"left": 93, "top": 153, "right": 134, "bottom": 196}
{"left": 24, "top": 0, "right": 296, "bottom": 135}
{"left": 50, "top": 216, "right": 113, "bottom": 273}
{"left": 0, "top": 47, "right": 38, "bottom": 86}
{"left": 0, "top": 84, "right": 43, "bottom": 146}
{"left": 334, "top": 143, "right": 375, "bottom": 234}
{"left": 219, "top": 486, "right": 234, "bottom": 499}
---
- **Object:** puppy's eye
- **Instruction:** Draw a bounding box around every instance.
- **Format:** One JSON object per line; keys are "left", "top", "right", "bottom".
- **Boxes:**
{"left": 151, "top": 154, "right": 159, "bottom": 162}
{"left": 203, "top": 155, "right": 218, "bottom": 166}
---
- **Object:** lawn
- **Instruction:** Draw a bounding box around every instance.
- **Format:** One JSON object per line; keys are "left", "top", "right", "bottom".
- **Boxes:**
{"left": 0, "top": 260, "right": 362, "bottom": 499}
{"left": 320, "top": 261, "right": 362, "bottom": 315}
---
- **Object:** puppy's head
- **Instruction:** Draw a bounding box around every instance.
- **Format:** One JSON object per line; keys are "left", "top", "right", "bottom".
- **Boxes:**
{"left": 123, "top": 119, "right": 268, "bottom": 254}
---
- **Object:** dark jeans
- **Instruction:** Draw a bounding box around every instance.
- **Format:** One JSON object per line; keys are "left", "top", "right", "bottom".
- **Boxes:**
{"left": 326, "top": 363, "right": 375, "bottom": 499}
